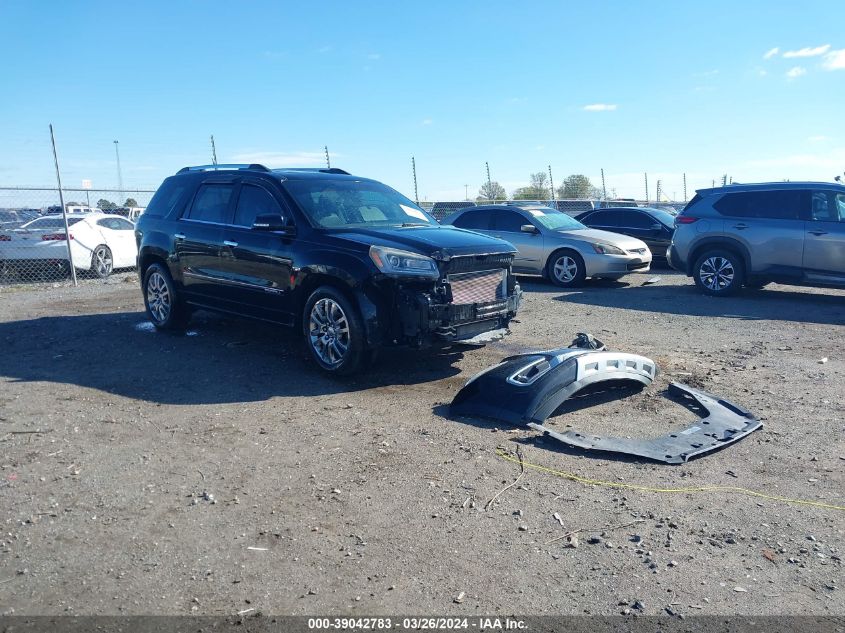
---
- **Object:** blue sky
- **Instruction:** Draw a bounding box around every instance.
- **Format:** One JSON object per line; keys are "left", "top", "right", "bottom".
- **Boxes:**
{"left": 1, "top": 0, "right": 844, "bottom": 203}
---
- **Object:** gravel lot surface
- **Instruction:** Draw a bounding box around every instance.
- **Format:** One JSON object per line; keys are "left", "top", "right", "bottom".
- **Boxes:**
{"left": 0, "top": 270, "right": 843, "bottom": 617}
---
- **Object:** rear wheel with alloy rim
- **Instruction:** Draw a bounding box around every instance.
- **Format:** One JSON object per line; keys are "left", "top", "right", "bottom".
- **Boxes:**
{"left": 91, "top": 245, "right": 113, "bottom": 278}
{"left": 693, "top": 249, "right": 744, "bottom": 296}
{"left": 303, "top": 286, "right": 367, "bottom": 375}
{"left": 547, "top": 249, "right": 586, "bottom": 287}
{"left": 143, "top": 263, "right": 190, "bottom": 330}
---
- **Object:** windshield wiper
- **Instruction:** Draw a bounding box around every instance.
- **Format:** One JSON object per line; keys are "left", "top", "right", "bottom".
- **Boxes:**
{"left": 398, "top": 222, "right": 430, "bottom": 227}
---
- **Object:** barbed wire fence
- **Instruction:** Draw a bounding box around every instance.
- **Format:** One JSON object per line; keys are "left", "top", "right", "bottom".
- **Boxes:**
{"left": 0, "top": 187, "right": 154, "bottom": 287}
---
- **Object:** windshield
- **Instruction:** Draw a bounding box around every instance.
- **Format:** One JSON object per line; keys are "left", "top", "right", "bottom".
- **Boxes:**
{"left": 282, "top": 179, "right": 437, "bottom": 229}
{"left": 522, "top": 207, "right": 586, "bottom": 231}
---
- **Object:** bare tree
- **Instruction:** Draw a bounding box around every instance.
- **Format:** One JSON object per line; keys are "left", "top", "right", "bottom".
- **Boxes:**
{"left": 513, "top": 172, "right": 551, "bottom": 200}
{"left": 478, "top": 180, "right": 507, "bottom": 201}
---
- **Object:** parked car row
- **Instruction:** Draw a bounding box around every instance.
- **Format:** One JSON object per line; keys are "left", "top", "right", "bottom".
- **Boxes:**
{"left": 0, "top": 212, "right": 138, "bottom": 278}
{"left": 442, "top": 204, "right": 652, "bottom": 286}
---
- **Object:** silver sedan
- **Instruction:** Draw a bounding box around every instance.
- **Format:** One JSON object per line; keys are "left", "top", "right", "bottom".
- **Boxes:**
{"left": 443, "top": 204, "right": 652, "bottom": 286}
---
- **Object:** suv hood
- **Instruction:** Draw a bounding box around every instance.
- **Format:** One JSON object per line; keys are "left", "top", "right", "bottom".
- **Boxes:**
{"left": 325, "top": 225, "right": 516, "bottom": 261}
{"left": 559, "top": 228, "right": 649, "bottom": 251}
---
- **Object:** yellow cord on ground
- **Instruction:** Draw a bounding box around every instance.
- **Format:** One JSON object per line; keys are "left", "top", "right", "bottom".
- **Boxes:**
{"left": 495, "top": 448, "right": 845, "bottom": 512}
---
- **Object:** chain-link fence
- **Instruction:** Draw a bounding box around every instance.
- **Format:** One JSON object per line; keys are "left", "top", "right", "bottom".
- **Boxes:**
{"left": 425, "top": 198, "right": 687, "bottom": 221}
{"left": 0, "top": 187, "right": 154, "bottom": 286}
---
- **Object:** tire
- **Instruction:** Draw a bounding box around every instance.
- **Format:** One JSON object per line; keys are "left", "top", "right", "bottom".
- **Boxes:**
{"left": 546, "top": 249, "right": 586, "bottom": 287}
{"left": 692, "top": 249, "right": 744, "bottom": 296}
{"left": 302, "top": 286, "right": 367, "bottom": 375}
{"left": 91, "top": 245, "right": 113, "bottom": 278}
{"left": 142, "top": 263, "right": 190, "bottom": 331}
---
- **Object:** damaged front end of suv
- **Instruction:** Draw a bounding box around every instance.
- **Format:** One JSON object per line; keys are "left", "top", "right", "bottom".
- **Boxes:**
{"left": 366, "top": 244, "right": 522, "bottom": 347}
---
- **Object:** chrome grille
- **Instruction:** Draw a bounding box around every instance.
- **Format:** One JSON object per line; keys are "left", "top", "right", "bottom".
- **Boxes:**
{"left": 448, "top": 269, "right": 506, "bottom": 305}
{"left": 445, "top": 253, "right": 513, "bottom": 274}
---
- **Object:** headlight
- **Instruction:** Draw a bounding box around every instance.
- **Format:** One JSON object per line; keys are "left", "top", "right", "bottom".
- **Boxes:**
{"left": 591, "top": 242, "right": 626, "bottom": 256}
{"left": 369, "top": 245, "right": 439, "bottom": 279}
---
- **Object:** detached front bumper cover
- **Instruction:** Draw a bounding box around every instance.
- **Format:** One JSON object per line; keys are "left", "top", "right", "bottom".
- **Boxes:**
{"left": 450, "top": 337, "right": 762, "bottom": 464}
{"left": 528, "top": 382, "right": 762, "bottom": 464}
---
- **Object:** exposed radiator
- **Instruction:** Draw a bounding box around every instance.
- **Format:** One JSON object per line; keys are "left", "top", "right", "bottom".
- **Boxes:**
{"left": 448, "top": 269, "right": 506, "bottom": 305}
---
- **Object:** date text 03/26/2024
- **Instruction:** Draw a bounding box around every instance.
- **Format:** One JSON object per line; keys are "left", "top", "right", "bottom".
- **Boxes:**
{"left": 307, "top": 617, "right": 527, "bottom": 630}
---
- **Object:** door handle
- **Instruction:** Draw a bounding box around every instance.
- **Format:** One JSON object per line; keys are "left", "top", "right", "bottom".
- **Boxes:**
{"left": 174, "top": 233, "right": 185, "bottom": 240}
{"left": 732, "top": 223, "right": 748, "bottom": 230}
{"left": 223, "top": 240, "right": 239, "bottom": 247}
{"left": 809, "top": 230, "right": 828, "bottom": 236}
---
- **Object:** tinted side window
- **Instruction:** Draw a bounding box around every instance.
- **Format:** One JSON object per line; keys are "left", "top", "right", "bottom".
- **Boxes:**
{"left": 233, "top": 185, "right": 282, "bottom": 227}
{"left": 186, "top": 184, "right": 235, "bottom": 223}
{"left": 492, "top": 210, "right": 528, "bottom": 232}
{"left": 453, "top": 210, "right": 491, "bottom": 230}
{"left": 626, "top": 212, "right": 654, "bottom": 228}
{"left": 714, "top": 190, "right": 805, "bottom": 220}
{"left": 146, "top": 178, "right": 190, "bottom": 218}
{"left": 836, "top": 194, "right": 845, "bottom": 222}
{"left": 582, "top": 211, "right": 607, "bottom": 225}
{"left": 592, "top": 210, "right": 625, "bottom": 225}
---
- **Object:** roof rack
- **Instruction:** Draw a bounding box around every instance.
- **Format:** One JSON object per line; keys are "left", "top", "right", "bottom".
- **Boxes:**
{"left": 276, "top": 167, "right": 351, "bottom": 175}
{"left": 177, "top": 164, "right": 270, "bottom": 173}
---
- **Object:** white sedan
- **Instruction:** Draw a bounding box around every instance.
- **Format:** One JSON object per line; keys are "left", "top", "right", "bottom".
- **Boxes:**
{"left": 0, "top": 212, "right": 137, "bottom": 278}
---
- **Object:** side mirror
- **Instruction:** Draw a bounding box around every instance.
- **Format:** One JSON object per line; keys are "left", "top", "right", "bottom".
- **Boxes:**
{"left": 520, "top": 224, "right": 539, "bottom": 234}
{"left": 253, "top": 213, "right": 294, "bottom": 235}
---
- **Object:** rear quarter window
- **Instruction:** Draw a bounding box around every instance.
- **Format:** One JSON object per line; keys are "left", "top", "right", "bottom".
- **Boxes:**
{"left": 145, "top": 177, "right": 191, "bottom": 218}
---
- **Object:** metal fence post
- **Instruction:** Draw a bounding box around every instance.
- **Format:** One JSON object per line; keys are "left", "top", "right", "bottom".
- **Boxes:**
{"left": 49, "top": 124, "right": 77, "bottom": 286}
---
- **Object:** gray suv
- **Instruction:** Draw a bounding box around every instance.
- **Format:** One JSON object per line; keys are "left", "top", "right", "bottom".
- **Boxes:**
{"left": 668, "top": 182, "right": 845, "bottom": 295}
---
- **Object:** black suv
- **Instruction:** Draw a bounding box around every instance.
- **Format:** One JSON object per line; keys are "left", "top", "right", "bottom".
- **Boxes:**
{"left": 135, "top": 165, "right": 521, "bottom": 374}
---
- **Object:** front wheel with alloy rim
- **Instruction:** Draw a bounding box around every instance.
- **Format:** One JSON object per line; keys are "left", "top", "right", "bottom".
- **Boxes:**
{"left": 547, "top": 249, "right": 586, "bottom": 287}
{"left": 91, "top": 245, "right": 113, "bottom": 278}
{"left": 693, "top": 249, "right": 744, "bottom": 296}
{"left": 143, "top": 263, "right": 190, "bottom": 330}
{"left": 303, "top": 286, "right": 367, "bottom": 375}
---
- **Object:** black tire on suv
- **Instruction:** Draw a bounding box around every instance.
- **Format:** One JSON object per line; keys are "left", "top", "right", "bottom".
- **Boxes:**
{"left": 693, "top": 249, "right": 744, "bottom": 296}
{"left": 302, "top": 286, "right": 367, "bottom": 375}
{"left": 143, "top": 263, "right": 191, "bottom": 330}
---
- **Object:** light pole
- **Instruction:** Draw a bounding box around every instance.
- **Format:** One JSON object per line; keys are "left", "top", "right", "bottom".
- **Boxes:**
{"left": 114, "top": 140, "right": 124, "bottom": 206}
{"left": 464, "top": 184, "right": 468, "bottom": 201}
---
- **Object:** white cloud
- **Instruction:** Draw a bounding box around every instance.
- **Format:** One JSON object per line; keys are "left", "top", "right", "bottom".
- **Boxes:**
{"left": 231, "top": 151, "right": 339, "bottom": 167}
{"left": 808, "top": 135, "right": 830, "bottom": 142}
{"left": 317, "top": 45, "right": 332, "bottom": 54}
{"left": 758, "top": 69, "right": 768, "bottom": 76}
{"left": 785, "top": 66, "right": 806, "bottom": 79}
{"left": 421, "top": 118, "right": 432, "bottom": 125}
{"left": 822, "top": 49, "right": 845, "bottom": 70}
{"left": 763, "top": 47, "right": 779, "bottom": 60}
{"left": 694, "top": 69, "right": 719, "bottom": 77}
{"left": 783, "top": 44, "right": 830, "bottom": 58}
{"left": 582, "top": 103, "right": 617, "bottom": 112}
{"left": 367, "top": 53, "right": 381, "bottom": 60}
